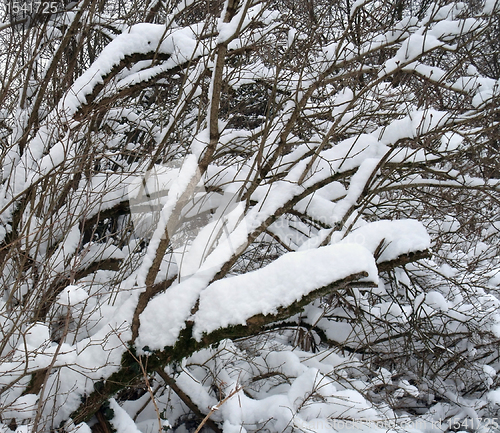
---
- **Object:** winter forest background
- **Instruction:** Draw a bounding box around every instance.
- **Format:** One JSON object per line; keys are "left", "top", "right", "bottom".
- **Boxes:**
{"left": 1, "top": 0, "right": 500, "bottom": 432}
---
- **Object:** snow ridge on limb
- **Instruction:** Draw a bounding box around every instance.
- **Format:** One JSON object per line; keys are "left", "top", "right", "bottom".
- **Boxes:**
{"left": 70, "top": 241, "right": 428, "bottom": 427}
{"left": 137, "top": 219, "right": 430, "bottom": 350}
{"left": 191, "top": 243, "right": 378, "bottom": 341}
{"left": 137, "top": 242, "right": 378, "bottom": 350}
{"left": 0, "top": 22, "right": 204, "bottom": 246}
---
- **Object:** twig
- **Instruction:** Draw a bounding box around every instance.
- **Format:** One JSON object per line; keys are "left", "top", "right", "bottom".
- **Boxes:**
{"left": 117, "top": 334, "right": 163, "bottom": 433}
{"left": 156, "top": 368, "right": 223, "bottom": 433}
{"left": 194, "top": 385, "right": 242, "bottom": 433}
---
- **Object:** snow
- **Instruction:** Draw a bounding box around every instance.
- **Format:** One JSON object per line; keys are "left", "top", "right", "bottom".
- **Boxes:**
{"left": 0, "top": 21, "right": 204, "bottom": 223}
{"left": 378, "top": 301, "right": 403, "bottom": 317}
{"left": 484, "top": 0, "right": 500, "bottom": 14}
{"left": 109, "top": 399, "right": 143, "bottom": 433}
{"left": 424, "top": 291, "right": 449, "bottom": 311}
{"left": 216, "top": 362, "right": 383, "bottom": 433}
{"left": 428, "top": 18, "right": 480, "bottom": 41}
{"left": 339, "top": 220, "right": 430, "bottom": 263}
{"left": 25, "top": 323, "right": 50, "bottom": 348}
{"left": 136, "top": 275, "right": 208, "bottom": 350}
{"left": 138, "top": 242, "right": 378, "bottom": 350}
{"left": 487, "top": 389, "right": 500, "bottom": 405}
{"left": 381, "top": 34, "right": 444, "bottom": 77}
{"left": 0, "top": 394, "right": 38, "bottom": 421}
{"left": 440, "top": 132, "right": 463, "bottom": 152}
{"left": 350, "top": 0, "right": 371, "bottom": 17}
{"left": 472, "top": 84, "right": 499, "bottom": 108}
{"left": 76, "top": 242, "right": 125, "bottom": 270}
{"left": 80, "top": 173, "right": 137, "bottom": 220}
{"left": 294, "top": 194, "right": 340, "bottom": 232}
{"left": 295, "top": 133, "right": 387, "bottom": 189}
{"left": 407, "top": 63, "right": 447, "bottom": 82}
{"left": 1, "top": 3, "right": 499, "bottom": 432}
{"left": 136, "top": 154, "right": 201, "bottom": 287}
{"left": 330, "top": 158, "right": 380, "bottom": 223}
{"left": 176, "top": 370, "right": 219, "bottom": 411}
{"left": 176, "top": 198, "right": 246, "bottom": 279}
{"left": 57, "top": 285, "right": 89, "bottom": 306}
{"left": 192, "top": 243, "right": 378, "bottom": 341}
{"left": 380, "top": 110, "right": 450, "bottom": 147}
{"left": 217, "top": 0, "right": 251, "bottom": 43}
{"left": 72, "top": 423, "right": 92, "bottom": 433}
{"left": 47, "top": 225, "right": 81, "bottom": 278}
{"left": 60, "top": 24, "right": 200, "bottom": 117}
{"left": 266, "top": 350, "right": 308, "bottom": 377}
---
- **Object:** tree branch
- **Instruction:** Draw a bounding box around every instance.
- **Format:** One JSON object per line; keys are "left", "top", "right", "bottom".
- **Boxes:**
{"left": 156, "top": 369, "right": 222, "bottom": 433}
